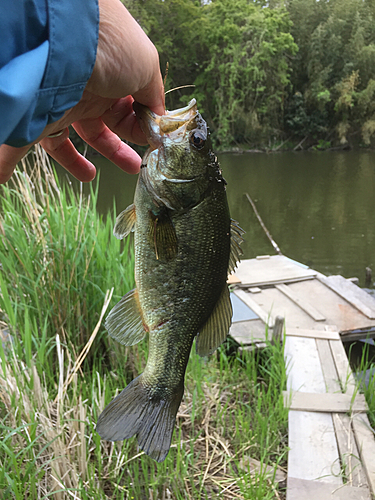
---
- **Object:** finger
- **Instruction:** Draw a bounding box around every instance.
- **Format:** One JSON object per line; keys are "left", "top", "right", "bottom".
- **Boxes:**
{"left": 40, "top": 131, "right": 96, "bottom": 182}
{"left": 133, "top": 75, "right": 165, "bottom": 116}
{"left": 73, "top": 117, "right": 142, "bottom": 175}
{"left": 0, "top": 144, "right": 30, "bottom": 184}
{"left": 101, "top": 96, "right": 147, "bottom": 145}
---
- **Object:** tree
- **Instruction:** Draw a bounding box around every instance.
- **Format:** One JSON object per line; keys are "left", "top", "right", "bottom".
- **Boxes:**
{"left": 286, "top": 0, "right": 375, "bottom": 145}
{"left": 125, "top": 0, "right": 297, "bottom": 147}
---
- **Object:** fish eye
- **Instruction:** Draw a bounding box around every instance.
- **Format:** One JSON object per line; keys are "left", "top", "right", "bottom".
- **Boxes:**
{"left": 190, "top": 131, "right": 206, "bottom": 150}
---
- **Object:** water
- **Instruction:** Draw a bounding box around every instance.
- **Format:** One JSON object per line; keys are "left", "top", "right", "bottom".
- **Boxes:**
{"left": 55, "top": 149, "right": 375, "bottom": 287}
{"left": 221, "top": 150, "right": 375, "bottom": 287}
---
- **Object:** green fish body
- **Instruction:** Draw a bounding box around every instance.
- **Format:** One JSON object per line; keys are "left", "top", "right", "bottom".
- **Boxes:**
{"left": 96, "top": 99, "right": 243, "bottom": 462}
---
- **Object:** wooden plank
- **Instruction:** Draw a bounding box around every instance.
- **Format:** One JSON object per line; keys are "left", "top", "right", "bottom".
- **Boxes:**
{"left": 284, "top": 391, "right": 367, "bottom": 413}
{"left": 316, "top": 337, "right": 367, "bottom": 488}
{"left": 333, "top": 413, "right": 367, "bottom": 488}
{"left": 285, "top": 336, "right": 327, "bottom": 393}
{"left": 248, "top": 286, "right": 319, "bottom": 331}
{"left": 352, "top": 413, "right": 375, "bottom": 497}
{"left": 285, "top": 335, "right": 342, "bottom": 484}
{"left": 288, "top": 410, "right": 342, "bottom": 484}
{"left": 229, "top": 319, "right": 267, "bottom": 344}
{"left": 234, "top": 289, "right": 274, "bottom": 327}
{"left": 340, "top": 326, "right": 375, "bottom": 343}
{"left": 276, "top": 283, "right": 326, "bottom": 321}
{"left": 288, "top": 279, "right": 375, "bottom": 333}
{"left": 287, "top": 477, "right": 371, "bottom": 500}
{"left": 286, "top": 328, "right": 340, "bottom": 341}
{"left": 316, "top": 339, "right": 342, "bottom": 390}
{"left": 319, "top": 275, "right": 375, "bottom": 320}
{"left": 235, "top": 255, "right": 317, "bottom": 287}
{"left": 329, "top": 340, "right": 358, "bottom": 396}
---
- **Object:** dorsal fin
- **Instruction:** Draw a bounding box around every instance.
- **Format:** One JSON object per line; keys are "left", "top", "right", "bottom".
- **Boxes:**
{"left": 196, "top": 285, "right": 232, "bottom": 357}
{"left": 113, "top": 204, "right": 136, "bottom": 240}
{"left": 228, "top": 219, "right": 245, "bottom": 274}
{"left": 105, "top": 288, "right": 147, "bottom": 345}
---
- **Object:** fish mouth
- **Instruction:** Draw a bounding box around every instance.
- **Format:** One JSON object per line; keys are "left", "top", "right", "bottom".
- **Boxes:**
{"left": 133, "top": 99, "right": 199, "bottom": 149}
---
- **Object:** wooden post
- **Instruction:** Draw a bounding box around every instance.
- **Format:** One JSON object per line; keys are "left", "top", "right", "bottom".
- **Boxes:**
{"left": 366, "top": 267, "right": 372, "bottom": 287}
{"left": 272, "top": 315, "right": 284, "bottom": 344}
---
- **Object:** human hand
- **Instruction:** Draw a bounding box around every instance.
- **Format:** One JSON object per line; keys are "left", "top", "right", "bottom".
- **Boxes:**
{"left": 0, "top": 0, "right": 165, "bottom": 184}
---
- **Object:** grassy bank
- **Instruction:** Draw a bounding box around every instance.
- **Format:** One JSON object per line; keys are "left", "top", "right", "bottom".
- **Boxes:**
{"left": 0, "top": 147, "right": 288, "bottom": 499}
{"left": 347, "top": 341, "right": 375, "bottom": 430}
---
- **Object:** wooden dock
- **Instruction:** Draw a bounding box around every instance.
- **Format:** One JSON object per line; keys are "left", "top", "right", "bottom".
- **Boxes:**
{"left": 230, "top": 255, "right": 375, "bottom": 499}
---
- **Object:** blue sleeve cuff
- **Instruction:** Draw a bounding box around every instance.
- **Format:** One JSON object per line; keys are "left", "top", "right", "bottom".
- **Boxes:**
{"left": 2, "top": 0, "right": 99, "bottom": 147}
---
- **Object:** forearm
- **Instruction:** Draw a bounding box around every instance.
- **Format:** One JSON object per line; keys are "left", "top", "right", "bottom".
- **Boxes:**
{"left": 0, "top": 0, "right": 99, "bottom": 148}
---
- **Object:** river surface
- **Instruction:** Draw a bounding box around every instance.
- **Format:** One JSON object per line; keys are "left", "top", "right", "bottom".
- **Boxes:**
{"left": 56, "top": 150, "right": 375, "bottom": 288}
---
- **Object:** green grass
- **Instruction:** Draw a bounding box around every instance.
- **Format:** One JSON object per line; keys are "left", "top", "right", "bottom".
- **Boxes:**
{"left": 348, "top": 340, "right": 375, "bottom": 429}
{"left": 0, "top": 146, "right": 288, "bottom": 499}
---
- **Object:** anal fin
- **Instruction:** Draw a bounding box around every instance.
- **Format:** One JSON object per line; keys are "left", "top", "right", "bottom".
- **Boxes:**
{"left": 196, "top": 285, "right": 232, "bottom": 357}
{"left": 105, "top": 288, "right": 147, "bottom": 346}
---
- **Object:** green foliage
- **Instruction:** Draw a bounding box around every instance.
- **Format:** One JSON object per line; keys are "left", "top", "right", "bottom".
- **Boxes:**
{"left": 196, "top": 0, "right": 298, "bottom": 146}
{"left": 0, "top": 147, "right": 135, "bottom": 384}
{"left": 287, "top": 0, "right": 375, "bottom": 145}
{"left": 125, "top": 0, "right": 297, "bottom": 147}
{"left": 125, "top": 0, "right": 375, "bottom": 147}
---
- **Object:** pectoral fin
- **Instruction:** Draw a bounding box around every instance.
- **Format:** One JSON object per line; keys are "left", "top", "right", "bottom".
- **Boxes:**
{"left": 113, "top": 204, "right": 136, "bottom": 240}
{"left": 105, "top": 288, "right": 147, "bottom": 345}
{"left": 196, "top": 285, "right": 232, "bottom": 357}
{"left": 228, "top": 219, "right": 245, "bottom": 274}
{"left": 149, "top": 210, "right": 178, "bottom": 261}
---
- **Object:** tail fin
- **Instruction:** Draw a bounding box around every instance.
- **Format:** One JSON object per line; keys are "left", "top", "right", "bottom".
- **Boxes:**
{"left": 96, "top": 375, "right": 183, "bottom": 462}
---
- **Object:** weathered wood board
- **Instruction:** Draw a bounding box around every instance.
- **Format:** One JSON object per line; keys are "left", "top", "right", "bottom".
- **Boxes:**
{"left": 352, "top": 413, "right": 375, "bottom": 496}
{"left": 287, "top": 478, "right": 371, "bottom": 500}
{"left": 233, "top": 278, "right": 375, "bottom": 340}
{"left": 276, "top": 283, "right": 326, "bottom": 321}
{"left": 287, "top": 328, "right": 340, "bottom": 341}
{"left": 285, "top": 336, "right": 342, "bottom": 484}
{"left": 229, "top": 256, "right": 375, "bottom": 499}
{"left": 291, "top": 279, "right": 375, "bottom": 334}
{"left": 284, "top": 391, "right": 367, "bottom": 413}
{"left": 319, "top": 274, "right": 375, "bottom": 319}
{"left": 235, "top": 254, "right": 317, "bottom": 287}
{"left": 229, "top": 319, "right": 267, "bottom": 344}
{"left": 285, "top": 335, "right": 326, "bottom": 393}
{"left": 287, "top": 409, "right": 342, "bottom": 484}
{"left": 315, "top": 335, "right": 367, "bottom": 488}
{"left": 233, "top": 288, "right": 275, "bottom": 327}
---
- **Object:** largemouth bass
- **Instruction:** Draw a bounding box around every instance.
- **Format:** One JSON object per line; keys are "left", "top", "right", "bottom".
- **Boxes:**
{"left": 96, "top": 99, "right": 244, "bottom": 462}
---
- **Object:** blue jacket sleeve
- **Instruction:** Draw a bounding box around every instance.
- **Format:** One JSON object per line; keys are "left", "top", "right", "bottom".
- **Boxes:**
{"left": 0, "top": 0, "right": 99, "bottom": 148}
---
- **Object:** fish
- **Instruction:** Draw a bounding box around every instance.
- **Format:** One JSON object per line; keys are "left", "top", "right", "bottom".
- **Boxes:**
{"left": 96, "top": 98, "right": 244, "bottom": 462}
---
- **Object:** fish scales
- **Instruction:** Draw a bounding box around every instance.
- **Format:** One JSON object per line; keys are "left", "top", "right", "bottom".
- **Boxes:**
{"left": 136, "top": 172, "right": 230, "bottom": 395}
{"left": 96, "top": 98, "right": 244, "bottom": 462}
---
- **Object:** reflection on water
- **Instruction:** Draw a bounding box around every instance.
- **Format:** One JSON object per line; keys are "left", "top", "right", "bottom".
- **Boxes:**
{"left": 221, "top": 150, "right": 375, "bottom": 287}
{"left": 55, "top": 150, "right": 375, "bottom": 287}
